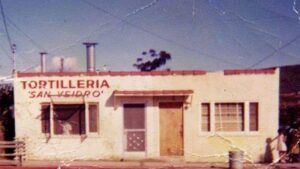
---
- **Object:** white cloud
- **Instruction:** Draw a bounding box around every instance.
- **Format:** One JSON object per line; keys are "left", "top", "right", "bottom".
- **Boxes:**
{"left": 29, "top": 56, "right": 81, "bottom": 72}
{"left": 48, "top": 56, "right": 80, "bottom": 72}
{"left": 64, "top": 57, "right": 79, "bottom": 71}
{"left": 33, "top": 65, "right": 41, "bottom": 72}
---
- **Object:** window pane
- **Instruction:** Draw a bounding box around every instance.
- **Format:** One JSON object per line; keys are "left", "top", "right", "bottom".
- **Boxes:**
{"left": 215, "top": 103, "right": 244, "bottom": 131}
{"left": 250, "top": 103, "right": 258, "bottom": 131}
{"left": 89, "top": 104, "right": 98, "bottom": 133}
{"left": 53, "top": 104, "right": 85, "bottom": 135}
{"left": 124, "top": 104, "right": 145, "bottom": 129}
{"left": 201, "top": 103, "right": 210, "bottom": 131}
{"left": 41, "top": 104, "right": 50, "bottom": 133}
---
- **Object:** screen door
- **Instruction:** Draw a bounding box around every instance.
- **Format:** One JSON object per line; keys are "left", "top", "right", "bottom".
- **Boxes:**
{"left": 124, "top": 104, "right": 145, "bottom": 152}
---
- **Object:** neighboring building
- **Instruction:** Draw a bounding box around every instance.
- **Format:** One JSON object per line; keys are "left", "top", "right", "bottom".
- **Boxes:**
{"left": 13, "top": 68, "right": 279, "bottom": 162}
{"left": 0, "top": 79, "right": 13, "bottom": 91}
{"left": 0, "top": 80, "right": 15, "bottom": 144}
{"left": 280, "top": 64, "right": 300, "bottom": 127}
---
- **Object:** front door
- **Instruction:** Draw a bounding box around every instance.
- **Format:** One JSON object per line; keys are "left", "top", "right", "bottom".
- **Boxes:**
{"left": 159, "top": 102, "right": 183, "bottom": 156}
{"left": 123, "top": 104, "right": 146, "bottom": 152}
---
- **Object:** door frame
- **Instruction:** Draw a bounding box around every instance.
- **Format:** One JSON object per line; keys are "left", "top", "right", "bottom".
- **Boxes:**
{"left": 159, "top": 102, "right": 184, "bottom": 156}
{"left": 122, "top": 102, "right": 148, "bottom": 156}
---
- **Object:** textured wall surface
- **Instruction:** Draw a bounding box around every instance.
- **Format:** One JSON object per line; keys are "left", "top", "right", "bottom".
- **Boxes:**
{"left": 13, "top": 69, "right": 279, "bottom": 162}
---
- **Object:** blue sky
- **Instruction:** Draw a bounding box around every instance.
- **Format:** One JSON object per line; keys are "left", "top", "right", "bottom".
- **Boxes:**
{"left": 0, "top": 0, "right": 300, "bottom": 76}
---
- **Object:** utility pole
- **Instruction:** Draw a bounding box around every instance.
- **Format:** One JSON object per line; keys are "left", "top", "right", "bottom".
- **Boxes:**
{"left": 11, "top": 44, "right": 16, "bottom": 74}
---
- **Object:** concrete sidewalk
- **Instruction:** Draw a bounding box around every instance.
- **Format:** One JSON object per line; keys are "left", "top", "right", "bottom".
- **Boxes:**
{"left": 19, "top": 160, "right": 300, "bottom": 169}
{"left": 1, "top": 159, "right": 300, "bottom": 169}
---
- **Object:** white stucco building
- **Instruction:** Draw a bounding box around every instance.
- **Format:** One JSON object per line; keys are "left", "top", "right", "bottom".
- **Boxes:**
{"left": 13, "top": 67, "right": 279, "bottom": 162}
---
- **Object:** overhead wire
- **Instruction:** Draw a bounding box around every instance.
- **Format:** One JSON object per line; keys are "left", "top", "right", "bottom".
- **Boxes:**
{"left": 207, "top": 2, "right": 255, "bottom": 60}
{"left": 0, "top": 0, "right": 298, "bottom": 74}
{"left": 254, "top": 0, "right": 300, "bottom": 23}
{"left": 4, "top": 16, "right": 48, "bottom": 73}
{"left": 49, "top": 0, "right": 159, "bottom": 54}
{"left": 211, "top": 0, "right": 300, "bottom": 68}
{"left": 80, "top": 0, "right": 243, "bottom": 67}
{"left": 1, "top": 0, "right": 161, "bottom": 75}
{"left": 0, "top": 0, "right": 13, "bottom": 53}
{"left": 211, "top": 4, "right": 300, "bottom": 64}
{"left": 7, "top": 17, "right": 46, "bottom": 52}
{"left": 0, "top": 37, "right": 11, "bottom": 60}
{"left": 44, "top": 0, "right": 300, "bottom": 69}
{"left": 248, "top": 33, "right": 300, "bottom": 68}
{"left": 5, "top": 17, "right": 45, "bottom": 70}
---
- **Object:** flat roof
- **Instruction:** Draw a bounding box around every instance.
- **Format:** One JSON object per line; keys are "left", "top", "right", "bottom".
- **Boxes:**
{"left": 16, "top": 68, "right": 276, "bottom": 77}
{"left": 114, "top": 90, "right": 193, "bottom": 96}
{"left": 16, "top": 70, "right": 206, "bottom": 77}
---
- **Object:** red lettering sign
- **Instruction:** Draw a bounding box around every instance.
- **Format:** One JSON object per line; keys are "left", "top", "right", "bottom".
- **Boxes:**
{"left": 21, "top": 79, "right": 110, "bottom": 98}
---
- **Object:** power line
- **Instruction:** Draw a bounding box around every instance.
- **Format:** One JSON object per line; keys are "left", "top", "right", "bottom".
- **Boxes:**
{"left": 49, "top": 0, "right": 159, "bottom": 54}
{"left": 80, "top": 0, "right": 242, "bottom": 67}
{"left": 0, "top": 2, "right": 48, "bottom": 73}
{"left": 248, "top": 34, "right": 300, "bottom": 68}
{"left": 5, "top": 16, "right": 51, "bottom": 71}
{"left": 0, "top": 0, "right": 17, "bottom": 74}
{"left": 7, "top": 17, "right": 46, "bottom": 51}
{"left": 210, "top": 4, "right": 300, "bottom": 63}
{"left": 0, "top": 0, "right": 13, "bottom": 53}
{"left": 0, "top": 42, "right": 11, "bottom": 60}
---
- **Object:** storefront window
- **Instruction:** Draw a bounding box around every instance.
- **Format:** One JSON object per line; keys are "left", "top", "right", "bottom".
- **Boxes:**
{"left": 40, "top": 103, "right": 99, "bottom": 136}
{"left": 215, "top": 103, "right": 244, "bottom": 131}
{"left": 53, "top": 104, "right": 85, "bottom": 135}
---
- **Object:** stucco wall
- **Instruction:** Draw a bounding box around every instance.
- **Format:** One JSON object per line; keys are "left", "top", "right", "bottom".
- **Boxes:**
{"left": 13, "top": 69, "right": 279, "bottom": 162}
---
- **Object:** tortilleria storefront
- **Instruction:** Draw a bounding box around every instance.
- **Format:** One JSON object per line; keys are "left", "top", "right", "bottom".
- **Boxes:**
{"left": 14, "top": 68, "right": 279, "bottom": 162}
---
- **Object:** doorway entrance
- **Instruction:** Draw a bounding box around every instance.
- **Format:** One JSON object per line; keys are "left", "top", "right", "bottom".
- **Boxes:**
{"left": 123, "top": 104, "right": 146, "bottom": 152}
{"left": 159, "top": 102, "right": 183, "bottom": 156}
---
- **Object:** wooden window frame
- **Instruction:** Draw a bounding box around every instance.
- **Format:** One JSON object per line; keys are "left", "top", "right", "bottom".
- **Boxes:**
{"left": 40, "top": 102, "right": 99, "bottom": 138}
{"left": 201, "top": 103, "right": 210, "bottom": 132}
{"left": 249, "top": 102, "right": 259, "bottom": 131}
{"left": 87, "top": 102, "right": 100, "bottom": 134}
{"left": 215, "top": 103, "right": 244, "bottom": 132}
{"left": 200, "top": 102, "right": 260, "bottom": 134}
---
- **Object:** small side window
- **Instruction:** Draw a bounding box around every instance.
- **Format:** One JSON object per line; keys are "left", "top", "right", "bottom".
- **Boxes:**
{"left": 249, "top": 102, "right": 259, "bottom": 131}
{"left": 88, "top": 103, "right": 99, "bottom": 133}
{"left": 201, "top": 103, "right": 210, "bottom": 132}
{"left": 41, "top": 104, "right": 50, "bottom": 134}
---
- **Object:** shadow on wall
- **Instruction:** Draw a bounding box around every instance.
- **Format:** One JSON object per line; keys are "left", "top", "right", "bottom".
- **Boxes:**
{"left": 105, "top": 93, "right": 114, "bottom": 108}
{"left": 261, "top": 137, "right": 276, "bottom": 163}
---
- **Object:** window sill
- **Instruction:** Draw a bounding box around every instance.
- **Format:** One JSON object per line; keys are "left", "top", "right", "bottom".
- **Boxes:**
{"left": 49, "top": 135, "right": 85, "bottom": 138}
{"left": 38, "top": 133, "right": 101, "bottom": 140}
{"left": 198, "top": 131, "right": 261, "bottom": 137}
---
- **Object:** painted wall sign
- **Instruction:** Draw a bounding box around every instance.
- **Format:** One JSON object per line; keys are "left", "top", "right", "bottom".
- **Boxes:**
{"left": 20, "top": 79, "right": 110, "bottom": 98}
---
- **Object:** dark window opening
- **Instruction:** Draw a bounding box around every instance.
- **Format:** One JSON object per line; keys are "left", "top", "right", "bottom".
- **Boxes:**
{"left": 41, "top": 104, "right": 50, "bottom": 134}
{"left": 250, "top": 102, "right": 259, "bottom": 131}
{"left": 53, "top": 104, "right": 85, "bottom": 135}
